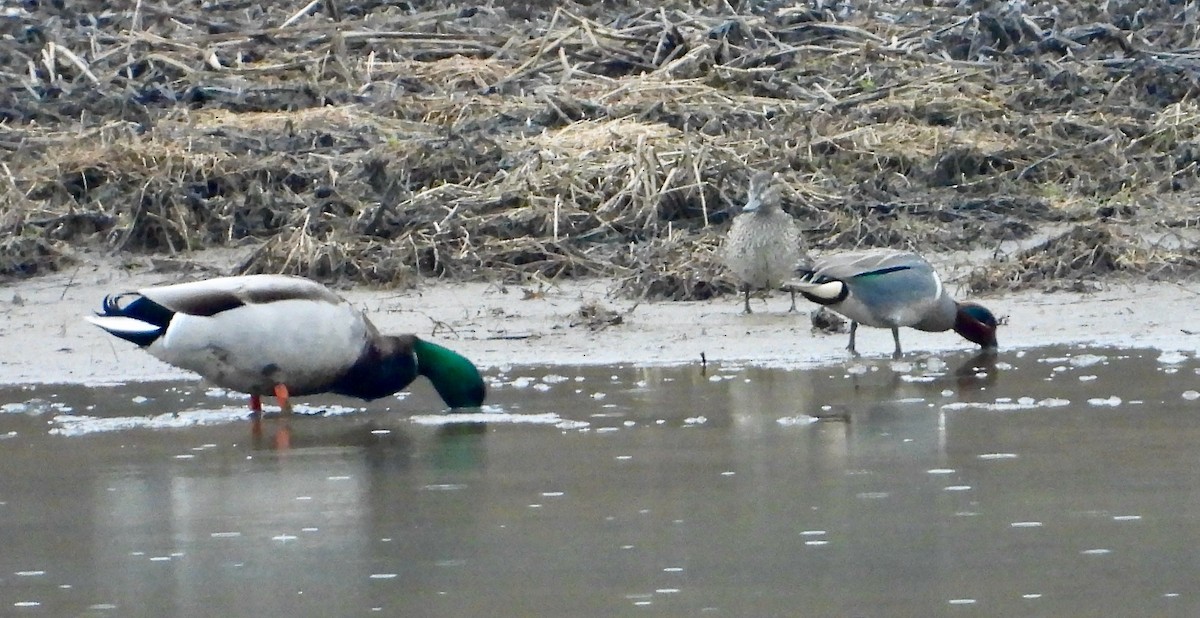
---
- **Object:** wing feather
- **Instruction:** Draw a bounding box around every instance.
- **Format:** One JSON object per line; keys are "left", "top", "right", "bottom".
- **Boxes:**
{"left": 139, "top": 275, "right": 344, "bottom": 317}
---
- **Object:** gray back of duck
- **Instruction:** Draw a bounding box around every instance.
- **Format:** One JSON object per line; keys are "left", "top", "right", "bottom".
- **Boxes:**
{"left": 813, "top": 250, "right": 956, "bottom": 331}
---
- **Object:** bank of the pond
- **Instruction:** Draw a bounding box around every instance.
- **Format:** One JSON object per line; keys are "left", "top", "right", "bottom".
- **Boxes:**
{"left": 2, "top": 257, "right": 1195, "bottom": 387}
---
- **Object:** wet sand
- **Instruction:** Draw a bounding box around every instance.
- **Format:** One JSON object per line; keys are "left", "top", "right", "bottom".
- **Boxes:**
{"left": 0, "top": 256, "right": 1195, "bottom": 388}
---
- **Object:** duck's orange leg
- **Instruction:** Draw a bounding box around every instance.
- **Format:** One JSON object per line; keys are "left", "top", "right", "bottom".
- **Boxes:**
{"left": 273, "top": 384, "right": 293, "bottom": 415}
{"left": 248, "top": 394, "right": 266, "bottom": 444}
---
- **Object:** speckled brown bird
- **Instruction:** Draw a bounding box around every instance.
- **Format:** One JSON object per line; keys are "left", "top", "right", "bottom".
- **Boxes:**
{"left": 722, "top": 171, "right": 803, "bottom": 314}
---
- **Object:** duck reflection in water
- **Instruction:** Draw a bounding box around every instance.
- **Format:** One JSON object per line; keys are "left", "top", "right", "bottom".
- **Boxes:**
{"left": 248, "top": 414, "right": 489, "bottom": 472}
{"left": 952, "top": 349, "right": 1000, "bottom": 397}
{"left": 832, "top": 350, "right": 1003, "bottom": 422}
{"left": 250, "top": 414, "right": 413, "bottom": 452}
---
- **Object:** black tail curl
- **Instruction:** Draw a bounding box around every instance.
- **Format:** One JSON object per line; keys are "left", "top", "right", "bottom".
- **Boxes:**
{"left": 791, "top": 269, "right": 833, "bottom": 285}
{"left": 91, "top": 293, "right": 175, "bottom": 347}
{"left": 97, "top": 293, "right": 174, "bottom": 329}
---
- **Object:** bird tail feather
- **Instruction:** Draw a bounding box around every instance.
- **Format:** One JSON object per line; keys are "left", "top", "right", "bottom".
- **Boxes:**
{"left": 84, "top": 293, "right": 171, "bottom": 347}
{"left": 782, "top": 270, "right": 844, "bottom": 301}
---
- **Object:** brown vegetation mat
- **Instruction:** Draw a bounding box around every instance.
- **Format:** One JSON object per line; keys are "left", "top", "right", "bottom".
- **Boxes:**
{"left": 968, "top": 224, "right": 1200, "bottom": 293}
{"left": 2, "top": 0, "right": 1198, "bottom": 297}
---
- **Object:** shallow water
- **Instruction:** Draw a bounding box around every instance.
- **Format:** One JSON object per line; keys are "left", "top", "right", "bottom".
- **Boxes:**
{"left": 0, "top": 346, "right": 1198, "bottom": 616}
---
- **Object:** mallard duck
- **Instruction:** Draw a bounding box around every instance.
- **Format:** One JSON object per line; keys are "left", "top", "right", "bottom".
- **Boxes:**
{"left": 722, "top": 171, "right": 803, "bottom": 313}
{"left": 84, "top": 274, "right": 486, "bottom": 413}
{"left": 787, "top": 249, "right": 998, "bottom": 358}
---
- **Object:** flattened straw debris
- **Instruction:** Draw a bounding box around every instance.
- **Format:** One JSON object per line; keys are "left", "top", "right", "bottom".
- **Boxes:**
{"left": 44, "top": 43, "right": 101, "bottom": 84}
{"left": 280, "top": 0, "right": 323, "bottom": 28}
{"left": 3, "top": 0, "right": 1198, "bottom": 295}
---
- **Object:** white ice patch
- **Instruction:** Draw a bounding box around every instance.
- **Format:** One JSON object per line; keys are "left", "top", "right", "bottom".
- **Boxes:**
{"left": 1068, "top": 354, "right": 1108, "bottom": 368}
{"left": 408, "top": 411, "right": 589, "bottom": 431}
{"left": 50, "top": 407, "right": 251, "bottom": 436}
{"left": 776, "top": 415, "right": 819, "bottom": 426}
{"left": 1086, "top": 396, "right": 1122, "bottom": 407}
{"left": 50, "top": 401, "right": 365, "bottom": 437}
{"left": 1157, "top": 350, "right": 1189, "bottom": 365}
{"left": 1, "top": 399, "right": 72, "bottom": 415}
{"left": 292, "top": 404, "right": 362, "bottom": 417}
{"left": 505, "top": 376, "right": 536, "bottom": 389}
{"left": 941, "top": 398, "right": 1069, "bottom": 412}
{"left": 924, "top": 358, "right": 948, "bottom": 372}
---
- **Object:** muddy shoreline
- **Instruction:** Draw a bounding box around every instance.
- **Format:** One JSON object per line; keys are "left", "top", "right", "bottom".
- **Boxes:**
{"left": 3, "top": 252, "right": 1194, "bottom": 388}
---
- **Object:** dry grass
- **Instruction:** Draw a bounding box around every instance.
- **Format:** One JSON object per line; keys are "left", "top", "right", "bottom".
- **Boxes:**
{"left": 1, "top": 0, "right": 1197, "bottom": 295}
{"left": 969, "top": 225, "right": 1200, "bottom": 293}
